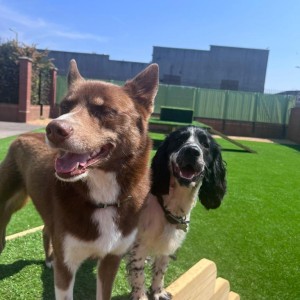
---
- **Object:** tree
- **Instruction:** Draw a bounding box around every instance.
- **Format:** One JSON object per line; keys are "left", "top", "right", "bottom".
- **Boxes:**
{"left": 0, "top": 39, "right": 54, "bottom": 104}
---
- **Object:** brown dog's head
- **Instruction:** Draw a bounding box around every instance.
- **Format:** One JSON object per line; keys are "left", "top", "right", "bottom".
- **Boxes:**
{"left": 46, "top": 60, "right": 158, "bottom": 182}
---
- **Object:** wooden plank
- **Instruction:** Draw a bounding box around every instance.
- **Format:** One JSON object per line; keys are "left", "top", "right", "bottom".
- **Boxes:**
{"left": 228, "top": 291, "right": 241, "bottom": 300}
{"left": 209, "top": 127, "right": 257, "bottom": 153}
{"left": 6, "top": 225, "right": 44, "bottom": 240}
{"left": 166, "top": 259, "right": 217, "bottom": 300}
{"left": 210, "top": 277, "right": 230, "bottom": 300}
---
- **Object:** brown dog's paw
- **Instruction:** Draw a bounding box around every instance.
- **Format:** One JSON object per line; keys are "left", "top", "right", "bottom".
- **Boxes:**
{"left": 45, "top": 257, "right": 53, "bottom": 269}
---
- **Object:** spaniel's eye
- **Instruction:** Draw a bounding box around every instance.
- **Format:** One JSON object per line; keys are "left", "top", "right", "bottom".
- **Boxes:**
{"left": 198, "top": 135, "right": 210, "bottom": 148}
{"left": 202, "top": 141, "right": 209, "bottom": 148}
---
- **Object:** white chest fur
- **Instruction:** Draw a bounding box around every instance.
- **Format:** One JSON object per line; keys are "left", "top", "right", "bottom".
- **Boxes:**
{"left": 62, "top": 170, "right": 137, "bottom": 272}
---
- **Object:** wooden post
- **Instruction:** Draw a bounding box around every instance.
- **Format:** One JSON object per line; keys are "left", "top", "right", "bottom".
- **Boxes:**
{"left": 166, "top": 259, "right": 217, "bottom": 300}
{"left": 166, "top": 259, "right": 240, "bottom": 300}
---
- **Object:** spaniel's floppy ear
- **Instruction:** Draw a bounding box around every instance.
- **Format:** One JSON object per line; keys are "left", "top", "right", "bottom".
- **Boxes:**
{"left": 199, "top": 141, "right": 227, "bottom": 209}
{"left": 150, "top": 138, "right": 170, "bottom": 196}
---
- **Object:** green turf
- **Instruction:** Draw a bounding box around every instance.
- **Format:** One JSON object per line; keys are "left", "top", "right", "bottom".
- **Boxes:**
{"left": 0, "top": 133, "right": 300, "bottom": 299}
{"left": 148, "top": 132, "right": 166, "bottom": 141}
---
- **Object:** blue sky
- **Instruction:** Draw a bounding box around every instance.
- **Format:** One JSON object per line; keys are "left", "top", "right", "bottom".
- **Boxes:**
{"left": 0, "top": 0, "right": 299, "bottom": 92}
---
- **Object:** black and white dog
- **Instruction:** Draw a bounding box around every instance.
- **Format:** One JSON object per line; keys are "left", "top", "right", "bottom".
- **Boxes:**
{"left": 128, "top": 126, "right": 227, "bottom": 300}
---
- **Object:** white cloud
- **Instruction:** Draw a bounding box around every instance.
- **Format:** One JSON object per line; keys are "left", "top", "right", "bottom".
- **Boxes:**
{"left": 0, "top": 4, "right": 47, "bottom": 28}
{"left": 50, "top": 30, "right": 108, "bottom": 43}
{"left": 0, "top": 3, "right": 107, "bottom": 45}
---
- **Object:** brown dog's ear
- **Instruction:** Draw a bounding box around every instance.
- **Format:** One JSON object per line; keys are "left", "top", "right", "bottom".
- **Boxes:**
{"left": 68, "top": 59, "right": 84, "bottom": 88}
{"left": 123, "top": 64, "right": 159, "bottom": 114}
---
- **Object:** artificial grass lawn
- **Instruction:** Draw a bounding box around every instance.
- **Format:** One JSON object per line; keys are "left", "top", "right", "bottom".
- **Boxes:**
{"left": 0, "top": 133, "right": 299, "bottom": 299}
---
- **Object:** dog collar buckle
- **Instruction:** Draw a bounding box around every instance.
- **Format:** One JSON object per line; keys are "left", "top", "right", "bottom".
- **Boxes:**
{"left": 176, "top": 223, "right": 188, "bottom": 232}
{"left": 157, "top": 195, "right": 190, "bottom": 232}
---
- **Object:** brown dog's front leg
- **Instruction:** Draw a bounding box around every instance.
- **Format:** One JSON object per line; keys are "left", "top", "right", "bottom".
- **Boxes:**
{"left": 42, "top": 225, "right": 54, "bottom": 268}
{"left": 53, "top": 256, "right": 76, "bottom": 300}
{"left": 97, "top": 254, "right": 122, "bottom": 300}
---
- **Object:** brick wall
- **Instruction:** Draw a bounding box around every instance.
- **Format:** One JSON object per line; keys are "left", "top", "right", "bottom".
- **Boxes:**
{"left": 0, "top": 57, "right": 57, "bottom": 123}
{"left": 150, "top": 114, "right": 289, "bottom": 139}
{"left": 287, "top": 107, "right": 300, "bottom": 143}
{"left": 0, "top": 104, "right": 19, "bottom": 122}
{"left": 196, "top": 117, "right": 287, "bottom": 139}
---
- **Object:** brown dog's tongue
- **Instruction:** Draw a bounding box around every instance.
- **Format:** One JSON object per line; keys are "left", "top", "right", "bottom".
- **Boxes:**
{"left": 55, "top": 153, "right": 90, "bottom": 174}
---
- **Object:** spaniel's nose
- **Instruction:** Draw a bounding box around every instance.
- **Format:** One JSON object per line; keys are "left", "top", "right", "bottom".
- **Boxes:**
{"left": 185, "top": 145, "right": 201, "bottom": 157}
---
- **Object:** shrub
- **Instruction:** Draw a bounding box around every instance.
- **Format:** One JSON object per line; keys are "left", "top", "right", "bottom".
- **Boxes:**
{"left": 0, "top": 39, "right": 54, "bottom": 105}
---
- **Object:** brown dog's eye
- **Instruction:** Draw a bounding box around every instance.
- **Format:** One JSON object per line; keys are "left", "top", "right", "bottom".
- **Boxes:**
{"left": 60, "top": 100, "right": 76, "bottom": 115}
{"left": 90, "top": 104, "right": 117, "bottom": 119}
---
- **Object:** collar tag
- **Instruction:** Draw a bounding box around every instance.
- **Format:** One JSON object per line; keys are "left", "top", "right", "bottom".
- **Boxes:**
{"left": 176, "top": 223, "right": 188, "bottom": 232}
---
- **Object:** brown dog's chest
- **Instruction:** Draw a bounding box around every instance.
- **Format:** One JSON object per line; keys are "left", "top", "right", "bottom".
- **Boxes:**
{"left": 62, "top": 208, "right": 138, "bottom": 268}
{"left": 53, "top": 169, "right": 140, "bottom": 240}
{"left": 54, "top": 170, "right": 139, "bottom": 266}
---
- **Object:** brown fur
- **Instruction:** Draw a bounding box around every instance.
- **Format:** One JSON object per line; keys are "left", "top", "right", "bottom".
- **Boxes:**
{"left": 0, "top": 60, "right": 159, "bottom": 300}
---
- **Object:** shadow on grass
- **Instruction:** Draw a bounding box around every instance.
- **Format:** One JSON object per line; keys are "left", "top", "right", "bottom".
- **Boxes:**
{"left": 41, "top": 259, "right": 130, "bottom": 300}
{"left": 280, "top": 143, "right": 300, "bottom": 152}
{"left": 220, "top": 148, "right": 252, "bottom": 153}
{"left": 112, "top": 296, "right": 130, "bottom": 300}
{"left": 0, "top": 259, "right": 129, "bottom": 299}
{"left": 0, "top": 259, "right": 44, "bottom": 280}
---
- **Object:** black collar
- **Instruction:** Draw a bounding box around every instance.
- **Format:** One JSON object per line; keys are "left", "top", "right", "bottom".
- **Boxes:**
{"left": 91, "top": 195, "right": 133, "bottom": 209}
{"left": 156, "top": 195, "right": 189, "bottom": 232}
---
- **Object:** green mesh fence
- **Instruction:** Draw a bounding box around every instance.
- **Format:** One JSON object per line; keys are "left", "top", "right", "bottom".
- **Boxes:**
{"left": 56, "top": 75, "right": 68, "bottom": 105}
{"left": 56, "top": 75, "right": 296, "bottom": 125}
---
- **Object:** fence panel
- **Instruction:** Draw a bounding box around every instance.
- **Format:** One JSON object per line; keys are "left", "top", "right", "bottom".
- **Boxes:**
{"left": 56, "top": 75, "right": 68, "bottom": 104}
{"left": 56, "top": 75, "right": 296, "bottom": 125}
{"left": 256, "top": 94, "right": 293, "bottom": 124}
{"left": 225, "top": 91, "right": 256, "bottom": 122}
{"left": 195, "top": 88, "right": 226, "bottom": 119}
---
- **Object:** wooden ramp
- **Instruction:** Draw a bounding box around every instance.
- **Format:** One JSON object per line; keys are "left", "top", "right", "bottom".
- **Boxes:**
{"left": 209, "top": 128, "right": 257, "bottom": 154}
{"left": 149, "top": 117, "right": 257, "bottom": 154}
{"left": 166, "top": 259, "right": 240, "bottom": 300}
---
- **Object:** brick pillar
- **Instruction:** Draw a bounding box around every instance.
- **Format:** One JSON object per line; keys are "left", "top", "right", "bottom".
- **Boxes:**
{"left": 18, "top": 57, "right": 33, "bottom": 122}
{"left": 49, "top": 67, "right": 58, "bottom": 118}
{"left": 287, "top": 107, "right": 300, "bottom": 143}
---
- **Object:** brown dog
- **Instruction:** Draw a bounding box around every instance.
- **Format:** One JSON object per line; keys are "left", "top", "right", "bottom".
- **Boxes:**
{"left": 0, "top": 60, "right": 158, "bottom": 300}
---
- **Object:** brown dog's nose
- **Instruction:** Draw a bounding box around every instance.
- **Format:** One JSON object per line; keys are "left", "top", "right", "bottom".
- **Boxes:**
{"left": 46, "top": 120, "right": 74, "bottom": 144}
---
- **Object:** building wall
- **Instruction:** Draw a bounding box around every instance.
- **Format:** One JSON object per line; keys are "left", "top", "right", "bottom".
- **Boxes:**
{"left": 47, "top": 50, "right": 110, "bottom": 78}
{"left": 46, "top": 45, "right": 268, "bottom": 93}
{"left": 47, "top": 50, "right": 148, "bottom": 80}
{"left": 152, "top": 45, "right": 269, "bottom": 92}
{"left": 105, "top": 60, "right": 148, "bottom": 81}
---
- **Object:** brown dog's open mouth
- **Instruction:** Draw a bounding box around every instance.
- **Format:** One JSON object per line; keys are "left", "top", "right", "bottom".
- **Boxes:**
{"left": 55, "top": 143, "right": 114, "bottom": 179}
